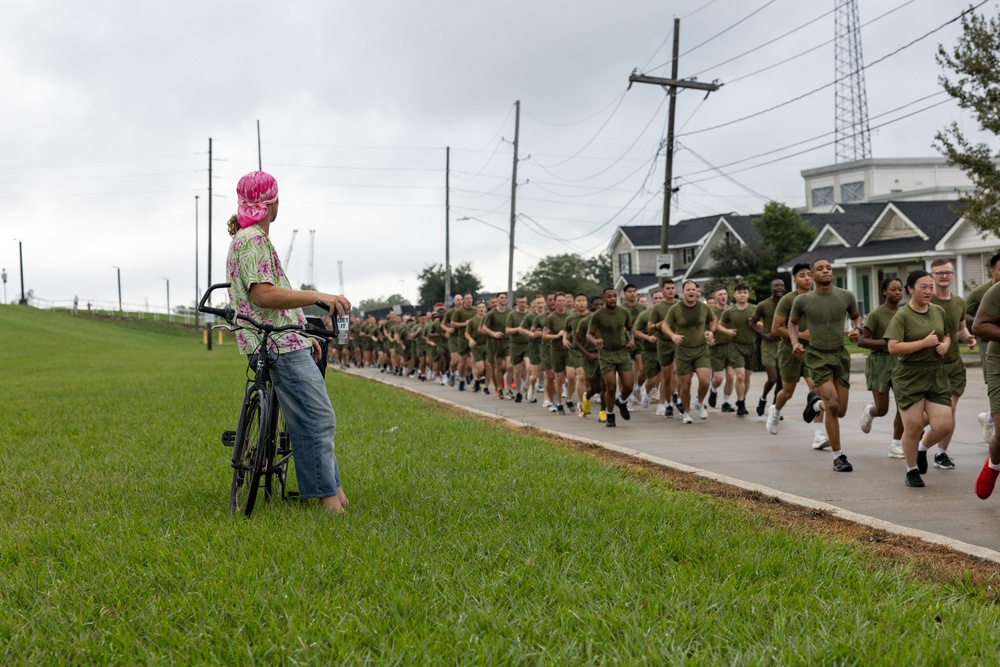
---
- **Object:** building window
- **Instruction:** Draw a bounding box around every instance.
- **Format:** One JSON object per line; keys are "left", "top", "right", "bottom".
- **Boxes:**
{"left": 682, "top": 247, "right": 696, "bottom": 264}
{"left": 841, "top": 181, "right": 865, "bottom": 203}
{"left": 618, "top": 252, "right": 631, "bottom": 275}
{"left": 812, "top": 186, "right": 834, "bottom": 208}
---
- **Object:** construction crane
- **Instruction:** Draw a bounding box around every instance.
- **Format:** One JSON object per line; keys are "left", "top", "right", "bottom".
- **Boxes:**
{"left": 283, "top": 229, "right": 299, "bottom": 269}
{"left": 308, "top": 230, "right": 316, "bottom": 289}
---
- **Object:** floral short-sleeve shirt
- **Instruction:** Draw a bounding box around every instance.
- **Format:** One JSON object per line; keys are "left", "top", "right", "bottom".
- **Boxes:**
{"left": 226, "top": 224, "right": 308, "bottom": 355}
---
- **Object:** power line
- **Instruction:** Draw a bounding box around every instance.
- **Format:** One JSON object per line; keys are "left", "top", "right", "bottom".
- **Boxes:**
{"left": 524, "top": 89, "right": 628, "bottom": 128}
{"left": 528, "top": 89, "right": 630, "bottom": 169}
{"left": 676, "top": 142, "right": 771, "bottom": 202}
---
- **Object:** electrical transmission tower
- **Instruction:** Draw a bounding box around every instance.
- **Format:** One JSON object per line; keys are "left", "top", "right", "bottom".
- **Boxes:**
{"left": 834, "top": 0, "right": 871, "bottom": 163}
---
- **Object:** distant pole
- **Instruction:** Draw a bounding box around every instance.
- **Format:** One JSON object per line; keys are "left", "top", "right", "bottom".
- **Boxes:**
{"left": 338, "top": 260, "right": 344, "bottom": 296}
{"left": 445, "top": 146, "right": 451, "bottom": 305}
{"left": 207, "top": 137, "right": 213, "bottom": 351}
{"left": 113, "top": 266, "right": 122, "bottom": 314}
{"left": 17, "top": 239, "right": 26, "bottom": 305}
{"left": 257, "top": 120, "right": 262, "bottom": 170}
{"left": 162, "top": 277, "right": 170, "bottom": 318}
{"left": 507, "top": 101, "right": 520, "bottom": 302}
{"left": 1, "top": 267, "right": 6, "bottom": 303}
{"left": 194, "top": 194, "right": 200, "bottom": 327}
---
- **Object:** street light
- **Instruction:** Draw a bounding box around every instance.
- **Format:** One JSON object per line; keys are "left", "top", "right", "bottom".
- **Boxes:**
{"left": 112, "top": 266, "right": 122, "bottom": 315}
{"left": 13, "top": 238, "right": 26, "bottom": 305}
{"left": 162, "top": 277, "right": 170, "bottom": 320}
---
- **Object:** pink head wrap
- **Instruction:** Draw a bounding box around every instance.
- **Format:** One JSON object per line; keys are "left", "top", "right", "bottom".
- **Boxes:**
{"left": 236, "top": 171, "right": 279, "bottom": 229}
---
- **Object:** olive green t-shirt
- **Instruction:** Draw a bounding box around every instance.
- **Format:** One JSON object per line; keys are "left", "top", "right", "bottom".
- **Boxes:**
{"left": 790, "top": 287, "right": 858, "bottom": 351}
{"left": 505, "top": 309, "right": 531, "bottom": 345}
{"left": 575, "top": 311, "right": 599, "bottom": 353}
{"left": 863, "top": 305, "right": 898, "bottom": 355}
{"left": 565, "top": 310, "right": 588, "bottom": 344}
{"left": 966, "top": 282, "right": 992, "bottom": 320}
{"left": 482, "top": 308, "right": 509, "bottom": 338}
{"left": 665, "top": 301, "right": 715, "bottom": 348}
{"left": 883, "top": 303, "right": 948, "bottom": 363}
{"left": 647, "top": 299, "right": 678, "bottom": 342}
{"left": 466, "top": 315, "right": 487, "bottom": 346}
{"left": 588, "top": 307, "right": 633, "bottom": 351}
{"left": 545, "top": 311, "right": 570, "bottom": 350}
{"left": 633, "top": 308, "right": 657, "bottom": 352}
{"left": 721, "top": 304, "right": 757, "bottom": 345}
{"left": 710, "top": 305, "right": 733, "bottom": 344}
{"left": 623, "top": 302, "right": 646, "bottom": 321}
{"left": 930, "top": 294, "right": 966, "bottom": 364}
{"left": 774, "top": 291, "right": 807, "bottom": 339}
{"left": 978, "top": 283, "right": 1000, "bottom": 357}
{"left": 752, "top": 297, "right": 779, "bottom": 336}
{"left": 451, "top": 306, "right": 477, "bottom": 332}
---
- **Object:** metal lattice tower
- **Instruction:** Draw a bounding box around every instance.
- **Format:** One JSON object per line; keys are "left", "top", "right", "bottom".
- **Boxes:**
{"left": 834, "top": 0, "right": 872, "bottom": 163}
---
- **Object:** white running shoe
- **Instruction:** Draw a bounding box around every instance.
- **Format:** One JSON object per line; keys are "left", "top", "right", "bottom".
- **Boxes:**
{"left": 979, "top": 413, "right": 995, "bottom": 445}
{"left": 812, "top": 431, "right": 831, "bottom": 450}
{"left": 641, "top": 390, "right": 651, "bottom": 409}
{"left": 655, "top": 404, "right": 667, "bottom": 416}
{"left": 860, "top": 402, "right": 875, "bottom": 434}
{"left": 887, "top": 443, "right": 904, "bottom": 459}
{"left": 766, "top": 406, "right": 780, "bottom": 435}
{"left": 697, "top": 402, "right": 708, "bottom": 420}
{"left": 543, "top": 399, "right": 551, "bottom": 408}
{"left": 682, "top": 412, "right": 694, "bottom": 424}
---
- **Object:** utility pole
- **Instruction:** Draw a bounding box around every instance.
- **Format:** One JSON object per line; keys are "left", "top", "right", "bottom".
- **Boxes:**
{"left": 629, "top": 19, "right": 721, "bottom": 285}
{"left": 445, "top": 146, "right": 451, "bottom": 305}
{"left": 308, "top": 229, "right": 316, "bottom": 288}
{"left": 16, "top": 239, "right": 26, "bottom": 305}
{"left": 338, "top": 260, "right": 344, "bottom": 296}
{"left": 194, "top": 194, "right": 200, "bottom": 327}
{"left": 162, "top": 277, "right": 170, "bottom": 320}
{"left": 207, "top": 137, "right": 213, "bottom": 351}
{"left": 507, "top": 101, "right": 520, "bottom": 301}
{"left": 257, "top": 120, "right": 262, "bottom": 170}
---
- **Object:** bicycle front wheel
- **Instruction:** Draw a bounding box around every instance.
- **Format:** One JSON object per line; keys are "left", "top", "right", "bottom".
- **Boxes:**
{"left": 231, "top": 388, "right": 268, "bottom": 517}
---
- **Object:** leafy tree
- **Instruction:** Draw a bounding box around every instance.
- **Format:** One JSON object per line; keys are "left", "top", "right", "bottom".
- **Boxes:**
{"left": 710, "top": 201, "right": 814, "bottom": 301}
{"left": 517, "top": 252, "right": 613, "bottom": 297}
{"left": 358, "top": 294, "right": 409, "bottom": 314}
{"left": 417, "top": 262, "right": 483, "bottom": 306}
{"left": 935, "top": 5, "right": 1000, "bottom": 234}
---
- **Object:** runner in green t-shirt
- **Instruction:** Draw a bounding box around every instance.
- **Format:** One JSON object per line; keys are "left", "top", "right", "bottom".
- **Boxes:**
{"left": 858, "top": 277, "right": 904, "bottom": 459}
{"left": 708, "top": 286, "right": 735, "bottom": 412}
{"left": 543, "top": 293, "right": 571, "bottom": 414}
{"left": 622, "top": 283, "right": 647, "bottom": 390}
{"left": 749, "top": 278, "right": 785, "bottom": 416}
{"left": 971, "top": 277, "right": 1000, "bottom": 498}
{"left": 524, "top": 295, "right": 547, "bottom": 403}
{"left": 480, "top": 293, "right": 509, "bottom": 399}
{"left": 788, "top": 259, "right": 861, "bottom": 473}
{"left": 587, "top": 287, "right": 635, "bottom": 428}
{"left": 928, "top": 258, "right": 977, "bottom": 469}
{"left": 504, "top": 294, "right": 531, "bottom": 403}
{"left": 572, "top": 295, "right": 605, "bottom": 417}
{"left": 648, "top": 280, "right": 679, "bottom": 417}
{"left": 563, "top": 294, "right": 590, "bottom": 413}
{"left": 465, "top": 302, "right": 489, "bottom": 392}
{"left": 718, "top": 284, "right": 756, "bottom": 416}
{"left": 633, "top": 290, "right": 664, "bottom": 411}
{"left": 663, "top": 280, "right": 717, "bottom": 424}
{"left": 885, "top": 270, "right": 953, "bottom": 489}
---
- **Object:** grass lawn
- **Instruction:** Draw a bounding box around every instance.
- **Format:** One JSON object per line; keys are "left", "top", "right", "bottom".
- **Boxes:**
{"left": 3, "top": 305, "right": 1000, "bottom": 664}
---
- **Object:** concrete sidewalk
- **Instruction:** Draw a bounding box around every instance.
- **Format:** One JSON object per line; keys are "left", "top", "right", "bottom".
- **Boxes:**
{"left": 343, "top": 363, "right": 1000, "bottom": 564}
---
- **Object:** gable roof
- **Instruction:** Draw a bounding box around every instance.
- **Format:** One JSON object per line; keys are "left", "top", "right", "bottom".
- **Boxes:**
{"left": 617, "top": 215, "right": 720, "bottom": 249}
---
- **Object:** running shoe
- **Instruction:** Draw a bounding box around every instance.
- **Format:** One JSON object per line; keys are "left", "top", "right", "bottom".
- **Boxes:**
{"left": 515, "top": 393, "right": 523, "bottom": 403}
{"left": 566, "top": 400, "right": 575, "bottom": 411}
{"left": 905, "top": 469, "right": 924, "bottom": 488}
{"left": 832, "top": 454, "right": 853, "bottom": 472}
{"left": 934, "top": 452, "right": 956, "bottom": 470}
{"left": 549, "top": 403, "right": 559, "bottom": 413}
{"left": 735, "top": 401, "right": 748, "bottom": 417}
{"left": 641, "top": 391, "right": 651, "bottom": 409}
{"left": 697, "top": 403, "right": 708, "bottom": 420}
{"left": 756, "top": 396, "right": 767, "bottom": 417}
{"left": 802, "top": 390, "right": 820, "bottom": 423}
{"left": 496, "top": 390, "right": 504, "bottom": 400}
{"left": 665, "top": 404, "right": 674, "bottom": 419}
{"left": 507, "top": 389, "right": 515, "bottom": 400}
{"left": 606, "top": 412, "right": 616, "bottom": 428}
{"left": 655, "top": 404, "right": 667, "bottom": 417}
{"left": 766, "top": 406, "right": 780, "bottom": 435}
{"left": 979, "top": 413, "right": 995, "bottom": 445}
{"left": 448, "top": 374, "right": 455, "bottom": 387}
{"left": 887, "top": 443, "right": 904, "bottom": 459}
{"left": 458, "top": 380, "right": 466, "bottom": 392}
{"left": 484, "top": 386, "right": 490, "bottom": 396}
{"left": 616, "top": 399, "right": 631, "bottom": 421}
{"left": 582, "top": 398, "right": 591, "bottom": 415}
{"left": 598, "top": 410, "right": 607, "bottom": 423}
{"left": 720, "top": 403, "right": 735, "bottom": 413}
{"left": 976, "top": 458, "right": 1000, "bottom": 499}
{"left": 860, "top": 402, "right": 875, "bottom": 434}
{"left": 917, "top": 449, "right": 928, "bottom": 474}
{"left": 682, "top": 412, "right": 693, "bottom": 424}
{"left": 812, "top": 432, "right": 830, "bottom": 450}
{"left": 556, "top": 403, "right": 566, "bottom": 415}
{"left": 708, "top": 390, "right": 718, "bottom": 408}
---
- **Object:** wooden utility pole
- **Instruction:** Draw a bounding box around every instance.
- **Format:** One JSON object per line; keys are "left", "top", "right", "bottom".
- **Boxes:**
{"left": 207, "top": 137, "right": 213, "bottom": 351}
{"left": 445, "top": 146, "right": 451, "bottom": 305}
{"left": 629, "top": 19, "right": 721, "bottom": 285}
{"left": 507, "top": 100, "right": 520, "bottom": 301}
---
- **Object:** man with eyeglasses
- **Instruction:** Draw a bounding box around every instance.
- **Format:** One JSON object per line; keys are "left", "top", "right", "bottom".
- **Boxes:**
{"left": 928, "top": 258, "right": 977, "bottom": 470}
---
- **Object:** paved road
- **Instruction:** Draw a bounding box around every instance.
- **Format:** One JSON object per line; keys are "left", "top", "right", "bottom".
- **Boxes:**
{"left": 344, "top": 359, "right": 1000, "bottom": 563}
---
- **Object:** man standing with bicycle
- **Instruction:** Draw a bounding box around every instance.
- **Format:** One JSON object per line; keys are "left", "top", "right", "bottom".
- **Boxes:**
{"left": 226, "top": 171, "right": 351, "bottom": 515}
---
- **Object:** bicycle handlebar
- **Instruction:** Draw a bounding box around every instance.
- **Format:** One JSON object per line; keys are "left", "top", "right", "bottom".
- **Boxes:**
{"left": 199, "top": 282, "right": 340, "bottom": 339}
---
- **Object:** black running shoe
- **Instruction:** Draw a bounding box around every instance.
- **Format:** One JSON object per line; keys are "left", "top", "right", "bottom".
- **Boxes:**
{"left": 756, "top": 396, "right": 767, "bottom": 417}
{"left": 917, "top": 449, "right": 928, "bottom": 474}
{"left": 905, "top": 469, "right": 925, "bottom": 487}
{"left": 472, "top": 380, "right": 480, "bottom": 393}
{"left": 566, "top": 400, "right": 575, "bottom": 411}
{"left": 721, "top": 403, "right": 735, "bottom": 413}
{"left": 736, "top": 401, "right": 748, "bottom": 416}
{"left": 803, "top": 390, "right": 820, "bottom": 423}
{"left": 606, "top": 412, "right": 617, "bottom": 428}
{"left": 833, "top": 454, "right": 854, "bottom": 472}
{"left": 708, "top": 390, "right": 718, "bottom": 408}
{"left": 556, "top": 403, "right": 566, "bottom": 415}
{"left": 665, "top": 404, "right": 674, "bottom": 419}
{"left": 515, "top": 393, "right": 523, "bottom": 403}
{"left": 934, "top": 452, "right": 956, "bottom": 470}
{"left": 459, "top": 380, "right": 466, "bottom": 392}
{"left": 616, "top": 399, "right": 631, "bottom": 421}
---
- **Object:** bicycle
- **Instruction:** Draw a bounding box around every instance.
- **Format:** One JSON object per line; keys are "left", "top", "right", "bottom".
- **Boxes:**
{"left": 199, "top": 282, "right": 337, "bottom": 517}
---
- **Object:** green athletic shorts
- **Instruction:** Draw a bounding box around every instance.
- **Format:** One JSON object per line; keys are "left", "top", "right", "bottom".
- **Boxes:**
{"left": 456, "top": 335, "right": 470, "bottom": 356}
{"left": 778, "top": 340, "right": 807, "bottom": 383}
{"left": 727, "top": 342, "right": 756, "bottom": 371}
{"left": 941, "top": 358, "right": 967, "bottom": 397}
{"left": 471, "top": 343, "right": 486, "bottom": 363}
{"left": 642, "top": 348, "right": 661, "bottom": 380}
{"left": 599, "top": 348, "right": 631, "bottom": 375}
{"left": 865, "top": 351, "right": 895, "bottom": 393}
{"left": 527, "top": 340, "right": 541, "bottom": 366}
{"left": 804, "top": 346, "right": 850, "bottom": 388}
{"left": 510, "top": 342, "right": 530, "bottom": 366}
{"left": 582, "top": 353, "right": 601, "bottom": 380}
{"left": 893, "top": 361, "right": 950, "bottom": 411}
{"left": 540, "top": 338, "right": 553, "bottom": 371}
{"left": 987, "top": 356, "right": 1000, "bottom": 414}
{"left": 448, "top": 335, "right": 461, "bottom": 354}
{"left": 656, "top": 338, "right": 676, "bottom": 368}
{"left": 567, "top": 348, "right": 583, "bottom": 369}
{"left": 761, "top": 339, "right": 779, "bottom": 368}
{"left": 487, "top": 338, "right": 509, "bottom": 364}
{"left": 710, "top": 343, "right": 730, "bottom": 372}
{"left": 675, "top": 344, "right": 711, "bottom": 376}
{"left": 551, "top": 345, "right": 568, "bottom": 373}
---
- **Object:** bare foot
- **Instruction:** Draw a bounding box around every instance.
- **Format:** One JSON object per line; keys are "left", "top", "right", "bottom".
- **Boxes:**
{"left": 336, "top": 486, "right": 350, "bottom": 509}
{"left": 319, "top": 495, "right": 346, "bottom": 515}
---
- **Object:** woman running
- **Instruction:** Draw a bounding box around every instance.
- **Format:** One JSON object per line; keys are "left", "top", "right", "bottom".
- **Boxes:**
{"left": 858, "top": 277, "right": 905, "bottom": 458}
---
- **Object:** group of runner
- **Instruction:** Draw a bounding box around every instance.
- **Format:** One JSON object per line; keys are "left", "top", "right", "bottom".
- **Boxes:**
{"left": 336, "top": 253, "right": 1000, "bottom": 491}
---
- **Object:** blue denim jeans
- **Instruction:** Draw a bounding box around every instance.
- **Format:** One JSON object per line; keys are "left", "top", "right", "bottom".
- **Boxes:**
{"left": 268, "top": 348, "right": 341, "bottom": 498}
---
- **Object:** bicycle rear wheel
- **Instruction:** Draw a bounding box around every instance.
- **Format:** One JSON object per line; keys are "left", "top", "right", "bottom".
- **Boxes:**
{"left": 269, "top": 401, "right": 298, "bottom": 500}
{"left": 231, "top": 388, "right": 268, "bottom": 516}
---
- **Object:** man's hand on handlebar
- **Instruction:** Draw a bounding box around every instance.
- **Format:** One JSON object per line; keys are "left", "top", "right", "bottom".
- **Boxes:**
{"left": 318, "top": 294, "right": 351, "bottom": 317}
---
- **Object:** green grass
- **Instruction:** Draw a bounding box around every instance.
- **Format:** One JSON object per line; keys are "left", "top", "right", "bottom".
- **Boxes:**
{"left": 3, "top": 305, "right": 1000, "bottom": 664}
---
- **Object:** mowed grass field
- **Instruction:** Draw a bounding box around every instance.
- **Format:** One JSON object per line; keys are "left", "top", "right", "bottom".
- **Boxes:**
{"left": 3, "top": 305, "right": 1000, "bottom": 664}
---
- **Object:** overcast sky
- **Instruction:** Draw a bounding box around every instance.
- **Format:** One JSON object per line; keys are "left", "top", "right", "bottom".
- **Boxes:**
{"left": 0, "top": 0, "right": 990, "bottom": 311}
